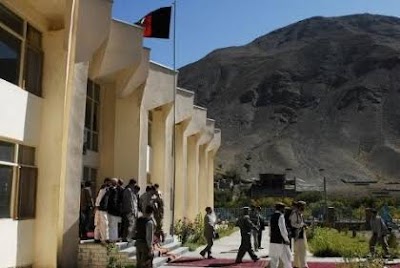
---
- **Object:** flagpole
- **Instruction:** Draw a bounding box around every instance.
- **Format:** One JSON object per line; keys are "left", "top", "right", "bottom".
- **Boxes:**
{"left": 171, "top": 0, "right": 177, "bottom": 237}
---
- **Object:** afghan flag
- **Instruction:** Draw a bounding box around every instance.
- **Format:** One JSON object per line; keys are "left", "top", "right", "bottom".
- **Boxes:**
{"left": 136, "top": 7, "right": 172, "bottom": 39}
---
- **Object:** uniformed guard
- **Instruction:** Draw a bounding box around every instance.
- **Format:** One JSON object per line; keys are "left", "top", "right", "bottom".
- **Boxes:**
{"left": 135, "top": 205, "right": 155, "bottom": 268}
{"left": 235, "top": 207, "right": 260, "bottom": 263}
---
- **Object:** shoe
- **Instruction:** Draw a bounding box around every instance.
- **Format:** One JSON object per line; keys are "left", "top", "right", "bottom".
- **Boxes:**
{"left": 235, "top": 260, "right": 242, "bottom": 264}
{"left": 207, "top": 256, "right": 215, "bottom": 259}
{"left": 252, "top": 257, "right": 260, "bottom": 262}
{"left": 94, "top": 240, "right": 101, "bottom": 243}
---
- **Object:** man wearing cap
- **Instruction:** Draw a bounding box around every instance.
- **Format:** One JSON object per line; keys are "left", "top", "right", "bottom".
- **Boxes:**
{"left": 269, "top": 202, "right": 292, "bottom": 268}
{"left": 290, "top": 201, "right": 308, "bottom": 268}
{"left": 235, "top": 207, "right": 260, "bottom": 263}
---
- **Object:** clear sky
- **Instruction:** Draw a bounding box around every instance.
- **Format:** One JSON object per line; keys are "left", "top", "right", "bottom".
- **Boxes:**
{"left": 112, "top": 0, "right": 400, "bottom": 69}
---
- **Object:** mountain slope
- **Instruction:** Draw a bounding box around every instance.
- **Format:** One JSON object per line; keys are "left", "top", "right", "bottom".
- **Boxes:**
{"left": 178, "top": 14, "right": 400, "bottom": 191}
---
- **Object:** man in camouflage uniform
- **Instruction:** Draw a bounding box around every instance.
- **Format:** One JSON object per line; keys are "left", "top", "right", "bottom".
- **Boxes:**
{"left": 235, "top": 207, "right": 260, "bottom": 263}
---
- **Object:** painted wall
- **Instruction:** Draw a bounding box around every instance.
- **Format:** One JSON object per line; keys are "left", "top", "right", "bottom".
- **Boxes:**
{"left": 0, "top": 219, "right": 35, "bottom": 267}
{"left": 0, "top": 80, "right": 42, "bottom": 145}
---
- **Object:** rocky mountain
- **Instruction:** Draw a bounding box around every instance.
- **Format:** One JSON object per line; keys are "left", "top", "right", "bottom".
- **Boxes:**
{"left": 178, "top": 14, "right": 400, "bottom": 193}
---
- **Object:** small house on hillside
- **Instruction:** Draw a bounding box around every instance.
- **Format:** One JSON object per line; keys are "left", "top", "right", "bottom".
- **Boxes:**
{"left": 250, "top": 173, "right": 296, "bottom": 198}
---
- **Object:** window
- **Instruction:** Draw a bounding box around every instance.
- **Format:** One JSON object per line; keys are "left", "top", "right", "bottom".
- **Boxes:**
{"left": 0, "top": 3, "right": 43, "bottom": 97}
{"left": 82, "top": 166, "right": 97, "bottom": 193}
{"left": 0, "top": 141, "right": 37, "bottom": 219}
{"left": 84, "top": 80, "right": 100, "bottom": 152}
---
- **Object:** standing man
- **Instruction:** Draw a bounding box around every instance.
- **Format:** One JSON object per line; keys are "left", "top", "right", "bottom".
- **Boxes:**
{"left": 200, "top": 207, "right": 216, "bottom": 259}
{"left": 235, "top": 207, "right": 260, "bottom": 263}
{"left": 368, "top": 208, "right": 390, "bottom": 257}
{"left": 250, "top": 205, "right": 261, "bottom": 251}
{"left": 122, "top": 179, "right": 139, "bottom": 242}
{"left": 107, "top": 178, "right": 123, "bottom": 242}
{"left": 136, "top": 205, "right": 155, "bottom": 268}
{"left": 153, "top": 186, "right": 164, "bottom": 239}
{"left": 80, "top": 181, "right": 94, "bottom": 239}
{"left": 290, "top": 201, "right": 308, "bottom": 268}
{"left": 257, "top": 206, "right": 266, "bottom": 249}
{"left": 269, "top": 202, "right": 292, "bottom": 268}
{"left": 94, "top": 178, "right": 111, "bottom": 243}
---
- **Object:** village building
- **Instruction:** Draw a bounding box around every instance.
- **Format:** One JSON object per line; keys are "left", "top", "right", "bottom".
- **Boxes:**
{"left": 0, "top": 0, "right": 220, "bottom": 267}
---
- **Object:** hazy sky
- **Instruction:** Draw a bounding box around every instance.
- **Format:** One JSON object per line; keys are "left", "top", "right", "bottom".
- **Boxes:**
{"left": 113, "top": 0, "right": 400, "bottom": 68}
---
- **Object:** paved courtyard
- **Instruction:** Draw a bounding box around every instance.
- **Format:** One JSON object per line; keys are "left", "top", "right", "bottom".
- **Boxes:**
{"left": 162, "top": 227, "right": 400, "bottom": 268}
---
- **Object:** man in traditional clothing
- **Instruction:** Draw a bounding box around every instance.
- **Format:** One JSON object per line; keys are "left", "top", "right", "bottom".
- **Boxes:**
{"left": 290, "top": 201, "right": 308, "bottom": 268}
{"left": 257, "top": 206, "right": 266, "bottom": 249}
{"left": 136, "top": 205, "right": 155, "bottom": 268}
{"left": 200, "top": 207, "right": 216, "bottom": 259}
{"left": 80, "top": 181, "right": 94, "bottom": 239}
{"left": 368, "top": 208, "right": 390, "bottom": 257}
{"left": 94, "top": 178, "right": 111, "bottom": 243}
{"left": 269, "top": 202, "right": 292, "bottom": 268}
{"left": 235, "top": 207, "right": 260, "bottom": 263}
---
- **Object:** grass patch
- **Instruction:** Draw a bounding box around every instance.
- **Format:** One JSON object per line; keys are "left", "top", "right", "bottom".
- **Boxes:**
{"left": 309, "top": 227, "right": 369, "bottom": 257}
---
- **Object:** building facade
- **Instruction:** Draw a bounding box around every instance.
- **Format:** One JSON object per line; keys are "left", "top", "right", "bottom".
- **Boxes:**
{"left": 0, "top": 0, "right": 220, "bottom": 267}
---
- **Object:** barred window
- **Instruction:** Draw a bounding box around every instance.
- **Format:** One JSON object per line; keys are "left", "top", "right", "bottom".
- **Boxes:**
{"left": 84, "top": 80, "right": 100, "bottom": 152}
{"left": 0, "top": 141, "right": 37, "bottom": 219}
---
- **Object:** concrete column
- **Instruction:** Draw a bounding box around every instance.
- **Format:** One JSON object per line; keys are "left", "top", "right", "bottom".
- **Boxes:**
{"left": 35, "top": 27, "right": 84, "bottom": 267}
{"left": 114, "top": 86, "right": 146, "bottom": 190}
{"left": 98, "top": 83, "right": 116, "bottom": 184}
{"left": 174, "top": 121, "right": 189, "bottom": 221}
{"left": 198, "top": 144, "right": 208, "bottom": 211}
{"left": 151, "top": 104, "right": 173, "bottom": 232}
{"left": 186, "top": 134, "right": 200, "bottom": 220}
{"left": 207, "top": 150, "right": 216, "bottom": 207}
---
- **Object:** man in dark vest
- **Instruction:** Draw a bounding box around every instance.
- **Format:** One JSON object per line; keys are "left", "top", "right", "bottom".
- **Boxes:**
{"left": 257, "top": 206, "right": 266, "bottom": 249}
{"left": 235, "top": 207, "right": 260, "bottom": 263}
{"left": 135, "top": 205, "right": 155, "bottom": 268}
{"left": 269, "top": 202, "right": 292, "bottom": 268}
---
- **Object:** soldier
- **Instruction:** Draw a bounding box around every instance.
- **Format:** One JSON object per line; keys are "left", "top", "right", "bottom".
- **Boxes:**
{"left": 368, "top": 208, "right": 390, "bottom": 257}
{"left": 235, "top": 207, "right": 260, "bottom": 263}
{"left": 136, "top": 205, "right": 155, "bottom": 268}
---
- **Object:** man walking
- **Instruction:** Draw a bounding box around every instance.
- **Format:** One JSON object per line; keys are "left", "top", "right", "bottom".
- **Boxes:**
{"left": 290, "top": 201, "right": 308, "bottom": 268}
{"left": 269, "top": 202, "right": 292, "bottom": 268}
{"left": 122, "top": 179, "right": 140, "bottom": 242}
{"left": 235, "top": 207, "right": 260, "bottom": 263}
{"left": 368, "top": 208, "right": 390, "bottom": 257}
{"left": 200, "top": 207, "right": 216, "bottom": 259}
{"left": 94, "top": 178, "right": 111, "bottom": 243}
{"left": 136, "top": 205, "right": 155, "bottom": 268}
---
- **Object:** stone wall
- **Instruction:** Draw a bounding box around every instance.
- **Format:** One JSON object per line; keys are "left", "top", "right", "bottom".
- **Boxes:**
{"left": 78, "top": 243, "right": 135, "bottom": 268}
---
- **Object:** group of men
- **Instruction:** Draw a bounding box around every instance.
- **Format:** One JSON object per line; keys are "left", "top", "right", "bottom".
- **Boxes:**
{"left": 79, "top": 177, "right": 164, "bottom": 244}
{"left": 235, "top": 201, "right": 308, "bottom": 268}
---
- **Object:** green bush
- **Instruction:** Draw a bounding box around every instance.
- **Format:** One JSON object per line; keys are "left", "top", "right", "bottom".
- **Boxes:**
{"left": 309, "top": 227, "right": 368, "bottom": 257}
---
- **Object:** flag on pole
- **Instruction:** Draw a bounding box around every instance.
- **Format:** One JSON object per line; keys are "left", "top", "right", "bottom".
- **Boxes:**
{"left": 136, "top": 7, "right": 172, "bottom": 39}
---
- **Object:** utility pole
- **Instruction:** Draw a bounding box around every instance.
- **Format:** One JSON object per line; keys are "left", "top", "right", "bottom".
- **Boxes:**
{"left": 319, "top": 168, "right": 327, "bottom": 222}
